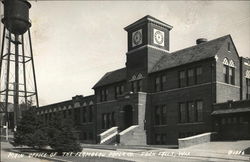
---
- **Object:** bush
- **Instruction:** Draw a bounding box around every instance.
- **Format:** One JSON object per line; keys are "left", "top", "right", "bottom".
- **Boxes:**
{"left": 47, "top": 114, "right": 82, "bottom": 154}
{"left": 13, "top": 108, "right": 81, "bottom": 153}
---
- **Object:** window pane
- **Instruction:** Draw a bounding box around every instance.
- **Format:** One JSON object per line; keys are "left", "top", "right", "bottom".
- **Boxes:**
{"left": 179, "top": 103, "right": 186, "bottom": 123}
{"left": 196, "top": 67, "right": 202, "bottom": 75}
{"left": 162, "top": 75, "right": 167, "bottom": 83}
{"left": 179, "top": 71, "right": 186, "bottom": 87}
{"left": 230, "top": 68, "right": 235, "bottom": 85}
{"left": 188, "top": 69, "right": 195, "bottom": 86}
{"left": 180, "top": 71, "right": 185, "bottom": 79}
{"left": 188, "top": 102, "right": 195, "bottom": 122}
{"left": 89, "top": 106, "right": 93, "bottom": 122}
{"left": 188, "top": 69, "right": 194, "bottom": 77}
{"left": 133, "top": 81, "right": 137, "bottom": 92}
{"left": 121, "top": 85, "right": 124, "bottom": 94}
{"left": 155, "top": 106, "right": 160, "bottom": 125}
{"left": 138, "top": 80, "right": 142, "bottom": 92}
{"left": 162, "top": 105, "right": 167, "bottom": 125}
{"left": 196, "top": 67, "right": 202, "bottom": 84}
{"left": 197, "top": 101, "right": 203, "bottom": 122}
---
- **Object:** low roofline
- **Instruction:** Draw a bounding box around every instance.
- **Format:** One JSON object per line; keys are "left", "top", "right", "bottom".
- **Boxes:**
{"left": 38, "top": 94, "right": 95, "bottom": 109}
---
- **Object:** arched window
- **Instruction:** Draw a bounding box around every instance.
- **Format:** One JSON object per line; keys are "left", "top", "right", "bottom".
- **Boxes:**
{"left": 223, "top": 58, "right": 230, "bottom": 84}
{"left": 229, "top": 60, "right": 235, "bottom": 85}
{"left": 223, "top": 58, "right": 235, "bottom": 85}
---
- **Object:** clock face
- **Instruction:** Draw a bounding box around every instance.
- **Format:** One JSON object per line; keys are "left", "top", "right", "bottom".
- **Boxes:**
{"left": 132, "top": 29, "right": 142, "bottom": 47}
{"left": 153, "top": 29, "right": 164, "bottom": 46}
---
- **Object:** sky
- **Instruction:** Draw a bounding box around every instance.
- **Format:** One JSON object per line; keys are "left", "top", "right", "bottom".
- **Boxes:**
{"left": 1, "top": 1, "right": 250, "bottom": 106}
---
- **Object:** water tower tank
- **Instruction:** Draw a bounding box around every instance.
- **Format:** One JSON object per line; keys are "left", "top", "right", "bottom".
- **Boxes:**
{"left": 1, "top": 0, "right": 31, "bottom": 35}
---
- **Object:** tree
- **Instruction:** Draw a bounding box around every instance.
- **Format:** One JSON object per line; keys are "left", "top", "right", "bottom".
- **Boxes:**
{"left": 47, "top": 114, "right": 82, "bottom": 154}
{"left": 12, "top": 108, "right": 48, "bottom": 148}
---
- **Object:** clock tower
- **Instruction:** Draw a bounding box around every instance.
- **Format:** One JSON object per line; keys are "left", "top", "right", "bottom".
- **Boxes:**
{"left": 125, "top": 15, "right": 172, "bottom": 52}
{"left": 124, "top": 15, "right": 173, "bottom": 92}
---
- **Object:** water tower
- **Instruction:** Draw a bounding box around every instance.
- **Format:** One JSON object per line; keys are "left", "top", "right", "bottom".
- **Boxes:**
{"left": 0, "top": 0, "right": 39, "bottom": 131}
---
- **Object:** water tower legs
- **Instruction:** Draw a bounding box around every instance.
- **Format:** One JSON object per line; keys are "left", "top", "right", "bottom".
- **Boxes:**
{"left": 0, "top": 27, "right": 39, "bottom": 131}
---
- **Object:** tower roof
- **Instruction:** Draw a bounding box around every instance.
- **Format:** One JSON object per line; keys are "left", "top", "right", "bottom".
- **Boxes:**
{"left": 124, "top": 15, "right": 173, "bottom": 31}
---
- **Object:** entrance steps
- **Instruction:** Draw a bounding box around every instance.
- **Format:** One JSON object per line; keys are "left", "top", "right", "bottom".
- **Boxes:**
{"left": 98, "top": 126, "right": 118, "bottom": 145}
{"left": 97, "top": 125, "right": 147, "bottom": 145}
{"left": 117, "top": 125, "right": 146, "bottom": 145}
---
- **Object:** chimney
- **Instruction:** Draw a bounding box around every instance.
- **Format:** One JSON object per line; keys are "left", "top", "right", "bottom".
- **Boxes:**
{"left": 196, "top": 38, "right": 208, "bottom": 45}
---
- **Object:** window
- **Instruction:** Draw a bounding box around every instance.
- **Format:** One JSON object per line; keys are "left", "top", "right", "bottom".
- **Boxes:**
{"left": 155, "top": 134, "right": 167, "bottom": 145}
{"left": 223, "top": 58, "right": 235, "bottom": 85}
{"left": 223, "top": 65, "right": 229, "bottom": 83}
{"left": 179, "top": 71, "right": 186, "bottom": 87}
{"left": 100, "top": 88, "right": 108, "bottom": 101}
{"left": 221, "top": 118, "right": 226, "bottom": 125}
{"left": 229, "top": 67, "right": 235, "bottom": 85}
{"left": 89, "top": 106, "right": 93, "bottom": 122}
{"left": 83, "top": 132, "right": 87, "bottom": 140}
{"left": 89, "top": 132, "right": 93, "bottom": 140}
{"left": 115, "top": 85, "right": 124, "bottom": 99}
{"left": 196, "top": 101, "right": 203, "bottom": 122}
{"left": 246, "top": 78, "right": 250, "bottom": 99}
{"left": 155, "top": 106, "right": 160, "bottom": 125}
{"left": 187, "top": 69, "right": 195, "bottom": 86}
{"left": 74, "top": 108, "right": 80, "bottom": 124}
{"left": 155, "top": 77, "right": 161, "bottom": 92}
{"left": 131, "top": 80, "right": 142, "bottom": 92}
{"left": 179, "top": 100, "right": 203, "bottom": 123}
{"left": 107, "top": 113, "right": 110, "bottom": 128}
{"left": 155, "top": 105, "right": 167, "bottom": 125}
{"left": 179, "top": 103, "right": 187, "bottom": 123}
{"left": 155, "top": 134, "right": 161, "bottom": 145}
{"left": 155, "top": 75, "right": 167, "bottom": 92}
{"left": 162, "top": 105, "right": 167, "bottom": 125}
{"left": 63, "top": 110, "right": 66, "bottom": 118}
{"left": 68, "top": 109, "right": 72, "bottom": 117}
{"left": 82, "top": 108, "right": 87, "bottom": 123}
{"left": 111, "top": 112, "right": 116, "bottom": 126}
{"left": 188, "top": 101, "right": 195, "bottom": 122}
{"left": 102, "top": 112, "right": 115, "bottom": 129}
{"left": 228, "top": 42, "right": 231, "bottom": 52}
{"left": 196, "top": 67, "right": 202, "bottom": 84}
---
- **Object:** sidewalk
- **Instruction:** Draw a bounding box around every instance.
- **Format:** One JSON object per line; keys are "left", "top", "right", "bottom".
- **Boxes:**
{"left": 1, "top": 140, "right": 250, "bottom": 162}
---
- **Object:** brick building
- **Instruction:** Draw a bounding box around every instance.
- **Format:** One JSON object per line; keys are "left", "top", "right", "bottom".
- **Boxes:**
{"left": 37, "top": 15, "right": 250, "bottom": 145}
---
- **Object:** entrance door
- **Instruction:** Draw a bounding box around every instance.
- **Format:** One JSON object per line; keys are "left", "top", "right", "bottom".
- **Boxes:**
{"left": 124, "top": 105, "right": 133, "bottom": 129}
